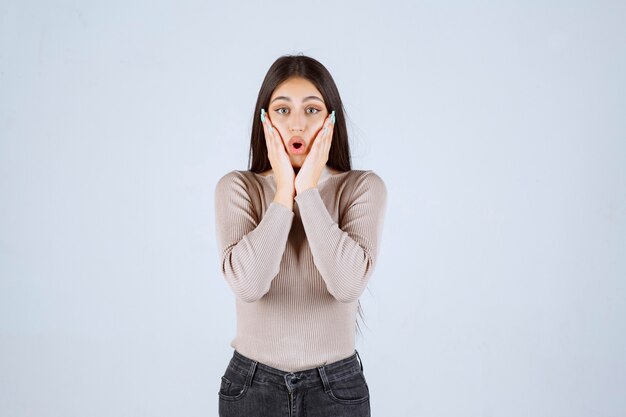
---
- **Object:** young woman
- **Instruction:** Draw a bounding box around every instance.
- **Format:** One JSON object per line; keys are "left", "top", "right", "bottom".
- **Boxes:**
{"left": 214, "top": 54, "right": 387, "bottom": 417}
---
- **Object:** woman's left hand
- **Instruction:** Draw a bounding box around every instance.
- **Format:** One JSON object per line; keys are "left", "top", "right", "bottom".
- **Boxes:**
{"left": 294, "top": 111, "right": 335, "bottom": 194}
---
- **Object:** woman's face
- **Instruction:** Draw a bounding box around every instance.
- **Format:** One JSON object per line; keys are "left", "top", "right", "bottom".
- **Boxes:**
{"left": 267, "top": 77, "right": 329, "bottom": 168}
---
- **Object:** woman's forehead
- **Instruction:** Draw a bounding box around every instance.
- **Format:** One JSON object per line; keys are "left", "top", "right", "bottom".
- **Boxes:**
{"left": 271, "top": 77, "right": 323, "bottom": 102}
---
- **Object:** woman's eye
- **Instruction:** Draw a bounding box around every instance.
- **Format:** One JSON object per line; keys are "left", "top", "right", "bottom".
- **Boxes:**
{"left": 276, "top": 108, "right": 288, "bottom": 115}
{"left": 307, "top": 107, "right": 320, "bottom": 114}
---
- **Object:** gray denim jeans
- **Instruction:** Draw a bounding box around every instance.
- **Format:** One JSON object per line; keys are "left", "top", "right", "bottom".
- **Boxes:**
{"left": 217, "top": 349, "right": 370, "bottom": 417}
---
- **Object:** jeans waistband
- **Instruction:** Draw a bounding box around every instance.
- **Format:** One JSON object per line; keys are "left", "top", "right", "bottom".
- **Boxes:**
{"left": 227, "top": 349, "right": 365, "bottom": 392}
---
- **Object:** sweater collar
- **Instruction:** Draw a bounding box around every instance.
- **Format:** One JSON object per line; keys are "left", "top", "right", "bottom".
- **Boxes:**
{"left": 263, "top": 165, "right": 332, "bottom": 184}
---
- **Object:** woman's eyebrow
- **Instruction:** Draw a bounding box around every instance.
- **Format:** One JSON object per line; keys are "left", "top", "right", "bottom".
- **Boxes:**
{"left": 270, "top": 96, "right": 324, "bottom": 104}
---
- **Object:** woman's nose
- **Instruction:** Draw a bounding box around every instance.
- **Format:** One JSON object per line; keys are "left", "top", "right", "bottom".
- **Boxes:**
{"left": 289, "top": 115, "right": 306, "bottom": 133}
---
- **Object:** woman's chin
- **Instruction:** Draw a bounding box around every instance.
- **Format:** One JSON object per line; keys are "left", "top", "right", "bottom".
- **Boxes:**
{"left": 290, "top": 155, "right": 306, "bottom": 168}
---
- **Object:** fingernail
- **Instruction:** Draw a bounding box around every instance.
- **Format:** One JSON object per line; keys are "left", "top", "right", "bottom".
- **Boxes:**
{"left": 330, "top": 110, "right": 335, "bottom": 124}
{"left": 260, "top": 108, "right": 265, "bottom": 123}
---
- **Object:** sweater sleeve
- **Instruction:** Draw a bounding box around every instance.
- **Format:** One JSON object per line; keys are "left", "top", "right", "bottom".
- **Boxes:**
{"left": 294, "top": 171, "right": 387, "bottom": 303}
{"left": 215, "top": 171, "right": 294, "bottom": 302}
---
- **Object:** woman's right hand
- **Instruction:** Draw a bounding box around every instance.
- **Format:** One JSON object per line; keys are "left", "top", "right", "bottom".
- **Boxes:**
{"left": 261, "top": 108, "right": 295, "bottom": 206}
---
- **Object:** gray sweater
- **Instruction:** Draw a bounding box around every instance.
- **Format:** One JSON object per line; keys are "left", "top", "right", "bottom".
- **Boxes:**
{"left": 214, "top": 164, "right": 387, "bottom": 372}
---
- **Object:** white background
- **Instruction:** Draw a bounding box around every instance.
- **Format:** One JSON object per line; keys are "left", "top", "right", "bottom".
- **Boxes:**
{"left": 1, "top": 1, "right": 625, "bottom": 416}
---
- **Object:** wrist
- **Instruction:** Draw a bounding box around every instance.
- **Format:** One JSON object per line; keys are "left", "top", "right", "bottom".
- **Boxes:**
{"left": 275, "top": 184, "right": 295, "bottom": 196}
{"left": 273, "top": 188, "right": 295, "bottom": 210}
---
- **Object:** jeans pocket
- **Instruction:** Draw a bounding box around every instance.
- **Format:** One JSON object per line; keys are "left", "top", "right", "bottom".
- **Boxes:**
{"left": 325, "top": 370, "right": 370, "bottom": 405}
{"left": 218, "top": 367, "right": 250, "bottom": 401}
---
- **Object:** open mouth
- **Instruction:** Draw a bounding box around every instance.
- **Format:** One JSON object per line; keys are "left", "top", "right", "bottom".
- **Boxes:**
{"left": 288, "top": 137, "right": 306, "bottom": 154}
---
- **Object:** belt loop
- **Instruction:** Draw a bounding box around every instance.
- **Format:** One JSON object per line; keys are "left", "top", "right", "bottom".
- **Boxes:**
{"left": 246, "top": 359, "right": 258, "bottom": 387}
{"left": 317, "top": 365, "right": 331, "bottom": 393}
{"left": 355, "top": 349, "right": 363, "bottom": 371}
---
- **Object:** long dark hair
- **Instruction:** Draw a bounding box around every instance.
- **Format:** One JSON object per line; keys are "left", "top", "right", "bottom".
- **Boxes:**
{"left": 248, "top": 54, "right": 367, "bottom": 338}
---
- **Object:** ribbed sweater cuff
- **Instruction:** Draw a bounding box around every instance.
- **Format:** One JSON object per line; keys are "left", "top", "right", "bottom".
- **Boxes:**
{"left": 265, "top": 201, "right": 295, "bottom": 231}
{"left": 294, "top": 187, "right": 333, "bottom": 232}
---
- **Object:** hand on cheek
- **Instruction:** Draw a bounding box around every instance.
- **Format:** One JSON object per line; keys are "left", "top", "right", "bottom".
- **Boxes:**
{"left": 260, "top": 108, "right": 294, "bottom": 192}
{"left": 294, "top": 110, "right": 335, "bottom": 194}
